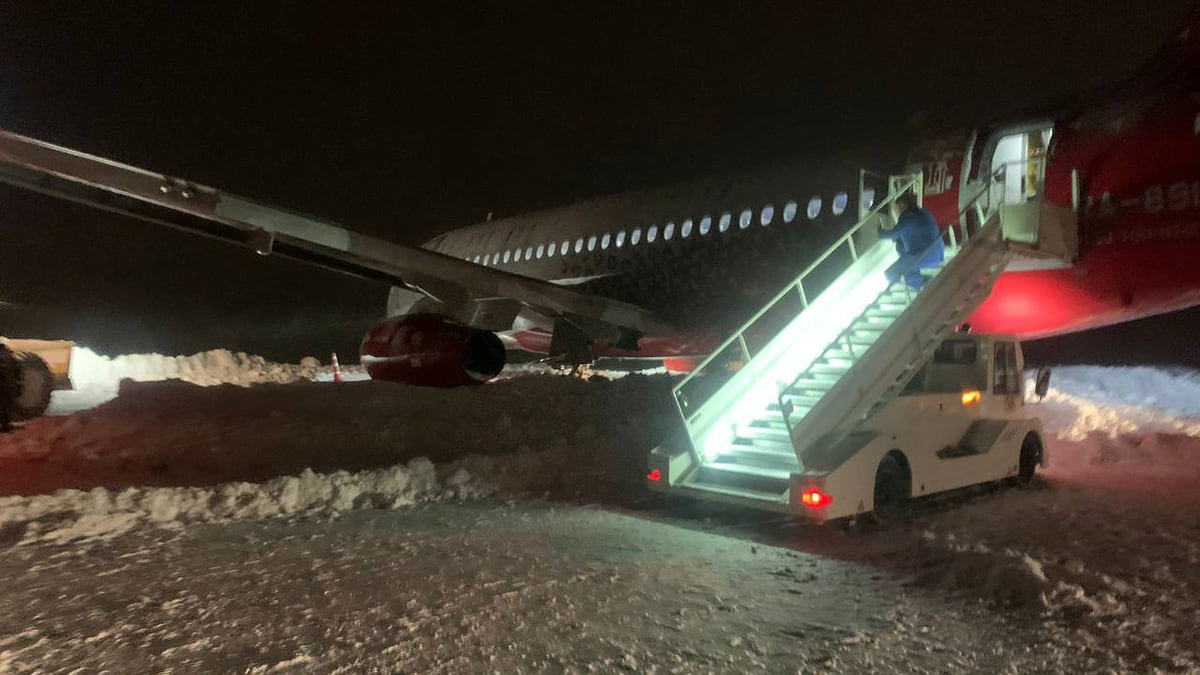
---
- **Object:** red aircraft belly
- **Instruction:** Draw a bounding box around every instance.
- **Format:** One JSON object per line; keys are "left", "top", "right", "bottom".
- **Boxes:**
{"left": 969, "top": 239, "right": 1200, "bottom": 339}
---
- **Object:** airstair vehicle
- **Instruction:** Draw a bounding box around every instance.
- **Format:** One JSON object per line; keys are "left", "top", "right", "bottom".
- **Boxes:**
{"left": 647, "top": 168, "right": 1063, "bottom": 521}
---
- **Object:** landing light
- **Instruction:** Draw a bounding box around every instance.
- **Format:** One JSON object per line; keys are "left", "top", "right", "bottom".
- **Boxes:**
{"left": 962, "top": 390, "right": 982, "bottom": 406}
{"left": 800, "top": 489, "right": 832, "bottom": 507}
{"left": 646, "top": 469, "right": 662, "bottom": 482}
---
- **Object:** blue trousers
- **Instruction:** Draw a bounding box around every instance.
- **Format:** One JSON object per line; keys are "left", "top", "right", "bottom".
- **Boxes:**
{"left": 885, "top": 249, "right": 943, "bottom": 290}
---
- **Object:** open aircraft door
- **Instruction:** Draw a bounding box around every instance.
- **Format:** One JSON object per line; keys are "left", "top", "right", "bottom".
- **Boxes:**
{"left": 960, "top": 123, "right": 1079, "bottom": 267}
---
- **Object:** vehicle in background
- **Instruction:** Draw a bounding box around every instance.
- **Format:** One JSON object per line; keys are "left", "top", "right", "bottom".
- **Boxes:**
{"left": 0, "top": 338, "right": 71, "bottom": 422}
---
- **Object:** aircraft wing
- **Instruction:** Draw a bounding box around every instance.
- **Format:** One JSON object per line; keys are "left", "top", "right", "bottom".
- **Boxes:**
{"left": 0, "top": 128, "right": 673, "bottom": 342}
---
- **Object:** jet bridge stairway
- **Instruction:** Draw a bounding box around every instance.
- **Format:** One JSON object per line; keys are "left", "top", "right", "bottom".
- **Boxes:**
{"left": 655, "top": 174, "right": 1013, "bottom": 510}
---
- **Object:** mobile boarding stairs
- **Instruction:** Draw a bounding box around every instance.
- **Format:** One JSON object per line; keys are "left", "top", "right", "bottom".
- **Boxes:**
{"left": 647, "top": 168, "right": 1070, "bottom": 517}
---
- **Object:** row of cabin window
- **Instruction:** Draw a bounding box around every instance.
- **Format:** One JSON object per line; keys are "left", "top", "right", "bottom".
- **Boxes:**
{"left": 469, "top": 190, "right": 868, "bottom": 266}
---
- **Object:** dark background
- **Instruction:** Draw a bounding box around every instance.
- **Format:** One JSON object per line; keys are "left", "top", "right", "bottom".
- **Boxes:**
{"left": 1, "top": 2, "right": 1198, "bottom": 365}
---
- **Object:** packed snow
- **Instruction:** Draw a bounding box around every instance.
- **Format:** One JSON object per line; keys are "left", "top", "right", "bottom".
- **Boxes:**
{"left": 0, "top": 358, "right": 1197, "bottom": 671}
{"left": 68, "top": 345, "right": 328, "bottom": 391}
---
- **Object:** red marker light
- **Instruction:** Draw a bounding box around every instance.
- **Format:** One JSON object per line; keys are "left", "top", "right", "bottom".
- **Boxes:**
{"left": 800, "top": 489, "right": 832, "bottom": 507}
{"left": 646, "top": 469, "right": 662, "bottom": 482}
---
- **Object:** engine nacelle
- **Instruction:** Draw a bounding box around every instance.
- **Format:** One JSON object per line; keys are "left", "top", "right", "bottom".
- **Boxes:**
{"left": 360, "top": 314, "right": 506, "bottom": 387}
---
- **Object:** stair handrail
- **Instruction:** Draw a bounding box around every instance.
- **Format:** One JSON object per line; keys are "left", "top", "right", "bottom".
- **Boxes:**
{"left": 776, "top": 167, "right": 1008, "bottom": 434}
{"left": 672, "top": 172, "right": 923, "bottom": 423}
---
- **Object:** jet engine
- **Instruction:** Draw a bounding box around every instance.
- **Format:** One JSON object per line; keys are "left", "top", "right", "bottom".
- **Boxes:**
{"left": 359, "top": 314, "right": 506, "bottom": 387}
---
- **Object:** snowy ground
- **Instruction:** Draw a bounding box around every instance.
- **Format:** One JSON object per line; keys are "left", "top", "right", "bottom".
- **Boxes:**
{"left": 0, "top": 356, "right": 1198, "bottom": 672}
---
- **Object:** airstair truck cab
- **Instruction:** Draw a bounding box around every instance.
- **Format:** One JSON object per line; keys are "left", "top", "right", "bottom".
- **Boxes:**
{"left": 785, "top": 333, "right": 1046, "bottom": 523}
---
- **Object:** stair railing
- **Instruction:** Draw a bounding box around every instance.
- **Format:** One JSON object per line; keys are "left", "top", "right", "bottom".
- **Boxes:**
{"left": 671, "top": 172, "right": 923, "bottom": 429}
{"left": 776, "top": 167, "right": 1008, "bottom": 435}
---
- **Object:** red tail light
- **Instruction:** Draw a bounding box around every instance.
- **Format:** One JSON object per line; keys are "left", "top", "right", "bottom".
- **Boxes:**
{"left": 800, "top": 489, "right": 832, "bottom": 507}
{"left": 646, "top": 469, "right": 662, "bottom": 482}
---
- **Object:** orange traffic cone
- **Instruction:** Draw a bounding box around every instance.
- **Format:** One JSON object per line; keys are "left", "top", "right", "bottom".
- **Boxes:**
{"left": 331, "top": 352, "right": 344, "bottom": 383}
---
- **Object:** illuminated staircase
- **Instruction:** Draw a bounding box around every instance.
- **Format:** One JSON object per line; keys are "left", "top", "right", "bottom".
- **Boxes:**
{"left": 655, "top": 172, "right": 1012, "bottom": 509}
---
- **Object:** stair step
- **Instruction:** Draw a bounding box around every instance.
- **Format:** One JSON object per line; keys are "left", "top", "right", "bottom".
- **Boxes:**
{"left": 779, "top": 393, "right": 820, "bottom": 406}
{"left": 807, "top": 370, "right": 843, "bottom": 382}
{"left": 807, "top": 362, "right": 849, "bottom": 376}
{"left": 816, "top": 354, "right": 855, "bottom": 367}
{"left": 678, "top": 478, "right": 789, "bottom": 504}
{"left": 858, "top": 313, "right": 897, "bottom": 325}
{"left": 736, "top": 424, "right": 791, "bottom": 443}
{"left": 718, "top": 445, "right": 797, "bottom": 460}
{"left": 850, "top": 324, "right": 888, "bottom": 336}
{"left": 702, "top": 460, "right": 793, "bottom": 481}
{"left": 787, "top": 379, "right": 833, "bottom": 394}
{"left": 768, "top": 400, "right": 814, "bottom": 414}
{"left": 709, "top": 456, "right": 800, "bottom": 478}
{"left": 730, "top": 434, "right": 793, "bottom": 452}
{"left": 745, "top": 416, "right": 791, "bottom": 431}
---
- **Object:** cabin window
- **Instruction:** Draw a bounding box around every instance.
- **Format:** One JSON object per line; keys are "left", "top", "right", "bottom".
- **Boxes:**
{"left": 782, "top": 200, "right": 798, "bottom": 223}
{"left": 681, "top": 219, "right": 693, "bottom": 238}
{"left": 536, "top": 244, "right": 545, "bottom": 259}
{"left": 601, "top": 232, "right": 611, "bottom": 249}
{"left": 647, "top": 225, "right": 658, "bottom": 242}
{"left": 502, "top": 250, "right": 511, "bottom": 263}
{"left": 525, "top": 246, "right": 533, "bottom": 259}
{"left": 616, "top": 230, "right": 626, "bottom": 247}
{"left": 760, "top": 204, "right": 774, "bottom": 226}
{"left": 739, "top": 208, "right": 752, "bottom": 229}
{"left": 561, "top": 239, "right": 570, "bottom": 255}
{"left": 631, "top": 227, "right": 642, "bottom": 245}
{"left": 807, "top": 196, "right": 823, "bottom": 219}
{"left": 832, "top": 192, "right": 848, "bottom": 216}
{"left": 587, "top": 235, "right": 597, "bottom": 251}
{"left": 699, "top": 215, "right": 712, "bottom": 235}
{"left": 513, "top": 248, "right": 522, "bottom": 262}
{"left": 575, "top": 237, "right": 585, "bottom": 253}
{"left": 719, "top": 212, "right": 732, "bottom": 232}
{"left": 663, "top": 222, "right": 675, "bottom": 240}
{"left": 472, "top": 255, "right": 480, "bottom": 263}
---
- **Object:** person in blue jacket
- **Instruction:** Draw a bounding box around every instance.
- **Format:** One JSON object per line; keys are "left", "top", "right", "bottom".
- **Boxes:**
{"left": 881, "top": 192, "right": 944, "bottom": 290}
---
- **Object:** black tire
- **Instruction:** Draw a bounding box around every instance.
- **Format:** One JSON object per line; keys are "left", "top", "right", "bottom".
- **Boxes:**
{"left": 12, "top": 351, "right": 54, "bottom": 421}
{"left": 872, "top": 454, "right": 911, "bottom": 521}
{"left": 1015, "top": 434, "right": 1042, "bottom": 487}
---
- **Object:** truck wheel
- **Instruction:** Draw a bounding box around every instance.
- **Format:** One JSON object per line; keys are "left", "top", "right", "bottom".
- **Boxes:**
{"left": 1015, "top": 434, "right": 1043, "bottom": 487}
{"left": 13, "top": 351, "right": 54, "bottom": 421}
{"left": 872, "top": 454, "right": 911, "bottom": 521}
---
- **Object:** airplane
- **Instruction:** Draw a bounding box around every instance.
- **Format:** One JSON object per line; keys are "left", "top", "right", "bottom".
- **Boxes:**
{"left": 402, "top": 9, "right": 1200, "bottom": 377}
{"left": 1, "top": 12, "right": 1198, "bottom": 388}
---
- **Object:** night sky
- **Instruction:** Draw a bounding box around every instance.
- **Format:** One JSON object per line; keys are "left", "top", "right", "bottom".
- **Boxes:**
{"left": 1, "top": 2, "right": 1198, "bottom": 363}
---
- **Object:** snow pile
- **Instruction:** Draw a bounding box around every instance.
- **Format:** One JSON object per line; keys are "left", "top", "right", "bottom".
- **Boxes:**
{"left": 0, "top": 457, "right": 498, "bottom": 546}
{"left": 0, "top": 373, "right": 677, "bottom": 542}
{"left": 1027, "top": 366, "right": 1200, "bottom": 479}
{"left": 1031, "top": 365, "right": 1200, "bottom": 440}
{"left": 68, "top": 346, "right": 324, "bottom": 391}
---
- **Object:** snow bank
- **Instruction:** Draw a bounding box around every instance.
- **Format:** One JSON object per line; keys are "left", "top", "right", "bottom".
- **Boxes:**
{"left": 0, "top": 372, "right": 678, "bottom": 544}
{"left": 68, "top": 346, "right": 325, "bottom": 391}
{"left": 1026, "top": 366, "right": 1200, "bottom": 479}
{"left": 0, "top": 456, "right": 515, "bottom": 546}
{"left": 1031, "top": 365, "right": 1200, "bottom": 439}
